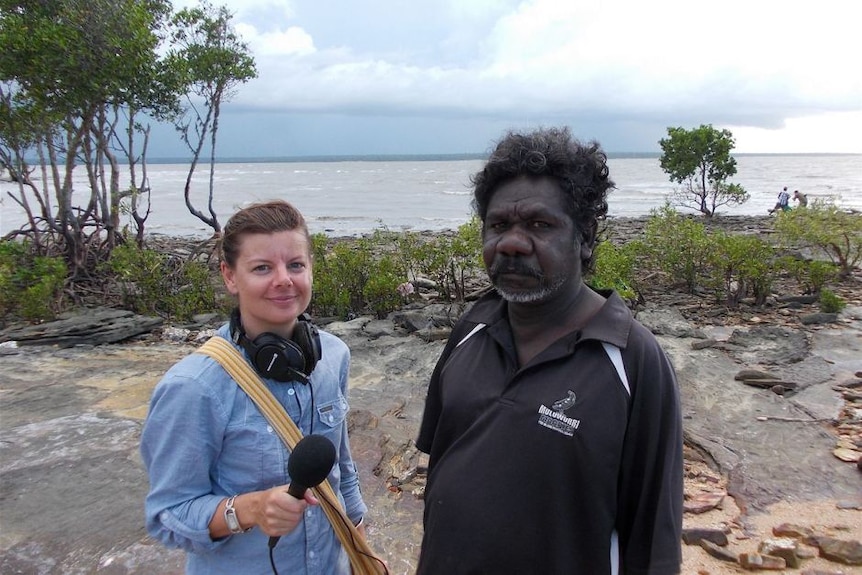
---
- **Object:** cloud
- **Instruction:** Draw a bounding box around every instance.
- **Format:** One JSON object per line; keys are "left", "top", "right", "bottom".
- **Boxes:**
{"left": 235, "top": 23, "right": 315, "bottom": 57}
{"left": 161, "top": 0, "right": 862, "bottom": 154}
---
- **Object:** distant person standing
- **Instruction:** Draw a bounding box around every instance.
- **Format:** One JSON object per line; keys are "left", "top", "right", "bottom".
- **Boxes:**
{"left": 769, "top": 186, "right": 791, "bottom": 213}
{"left": 793, "top": 190, "right": 808, "bottom": 207}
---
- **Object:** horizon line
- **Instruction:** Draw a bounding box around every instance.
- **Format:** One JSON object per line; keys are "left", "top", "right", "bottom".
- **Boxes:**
{"left": 143, "top": 151, "right": 861, "bottom": 164}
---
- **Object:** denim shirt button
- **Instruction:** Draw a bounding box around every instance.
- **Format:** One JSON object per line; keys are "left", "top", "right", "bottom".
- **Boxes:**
{"left": 266, "top": 425, "right": 273, "bottom": 434}
{"left": 288, "top": 389, "right": 295, "bottom": 396}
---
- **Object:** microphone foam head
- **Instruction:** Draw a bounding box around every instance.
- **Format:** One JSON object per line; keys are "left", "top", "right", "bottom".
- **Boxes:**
{"left": 287, "top": 434, "right": 336, "bottom": 489}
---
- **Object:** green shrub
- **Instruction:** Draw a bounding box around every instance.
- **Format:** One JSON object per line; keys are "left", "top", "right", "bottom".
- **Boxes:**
{"left": 0, "top": 241, "right": 23, "bottom": 317}
{"left": 310, "top": 219, "right": 482, "bottom": 319}
{"left": 775, "top": 200, "right": 862, "bottom": 278}
{"left": 316, "top": 237, "right": 375, "bottom": 318}
{"left": 707, "top": 232, "right": 776, "bottom": 307}
{"left": 0, "top": 240, "right": 67, "bottom": 321}
{"left": 588, "top": 240, "right": 641, "bottom": 301}
{"left": 362, "top": 254, "right": 406, "bottom": 319}
{"left": 779, "top": 256, "right": 840, "bottom": 295}
{"left": 394, "top": 218, "right": 483, "bottom": 302}
{"left": 168, "top": 258, "right": 219, "bottom": 320}
{"left": 106, "top": 243, "right": 216, "bottom": 320}
{"left": 642, "top": 204, "right": 711, "bottom": 293}
{"left": 392, "top": 230, "right": 425, "bottom": 284}
{"left": 819, "top": 289, "right": 846, "bottom": 314}
{"left": 311, "top": 233, "right": 408, "bottom": 319}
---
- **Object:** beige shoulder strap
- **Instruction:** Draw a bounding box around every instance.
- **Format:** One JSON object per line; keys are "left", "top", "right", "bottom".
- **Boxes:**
{"left": 198, "top": 336, "right": 387, "bottom": 574}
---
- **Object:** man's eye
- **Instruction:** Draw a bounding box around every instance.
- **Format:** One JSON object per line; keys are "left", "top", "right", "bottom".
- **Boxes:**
{"left": 530, "top": 221, "right": 550, "bottom": 228}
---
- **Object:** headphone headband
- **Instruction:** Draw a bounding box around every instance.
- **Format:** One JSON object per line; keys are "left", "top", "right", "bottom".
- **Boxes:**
{"left": 229, "top": 309, "right": 321, "bottom": 384}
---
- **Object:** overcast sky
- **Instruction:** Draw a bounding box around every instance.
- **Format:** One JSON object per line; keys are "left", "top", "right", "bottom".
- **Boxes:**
{"left": 154, "top": 0, "right": 862, "bottom": 158}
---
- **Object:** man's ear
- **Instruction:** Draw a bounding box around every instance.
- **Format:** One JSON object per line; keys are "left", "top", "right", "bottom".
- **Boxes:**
{"left": 580, "top": 242, "right": 593, "bottom": 264}
{"left": 578, "top": 222, "right": 598, "bottom": 261}
{"left": 580, "top": 221, "right": 598, "bottom": 247}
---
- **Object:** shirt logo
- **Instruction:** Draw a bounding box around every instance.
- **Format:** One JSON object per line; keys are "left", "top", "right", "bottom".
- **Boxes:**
{"left": 538, "top": 390, "right": 580, "bottom": 436}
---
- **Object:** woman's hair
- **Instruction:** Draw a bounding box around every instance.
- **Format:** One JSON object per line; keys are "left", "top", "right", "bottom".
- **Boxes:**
{"left": 471, "top": 126, "right": 615, "bottom": 270}
{"left": 220, "top": 200, "right": 311, "bottom": 267}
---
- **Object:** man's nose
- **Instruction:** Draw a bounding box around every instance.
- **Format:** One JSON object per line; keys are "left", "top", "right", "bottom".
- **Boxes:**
{"left": 495, "top": 226, "right": 532, "bottom": 255}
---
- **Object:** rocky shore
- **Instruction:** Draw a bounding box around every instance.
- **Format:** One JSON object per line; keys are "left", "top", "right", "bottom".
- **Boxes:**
{"left": 1, "top": 214, "right": 861, "bottom": 574}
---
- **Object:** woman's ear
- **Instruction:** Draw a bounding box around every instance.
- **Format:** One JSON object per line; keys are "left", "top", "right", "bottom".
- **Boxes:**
{"left": 220, "top": 261, "right": 239, "bottom": 295}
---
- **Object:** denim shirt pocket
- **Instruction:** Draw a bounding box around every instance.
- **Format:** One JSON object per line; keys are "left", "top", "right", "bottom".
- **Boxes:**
{"left": 222, "top": 404, "right": 286, "bottom": 490}
{"left": 316, "top": 394, "right": 348, "bottom": 429}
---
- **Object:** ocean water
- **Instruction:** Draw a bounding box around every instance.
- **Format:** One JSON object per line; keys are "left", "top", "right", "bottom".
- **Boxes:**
{"left": 1, "top": 154, "right": 860, "bottom": 238}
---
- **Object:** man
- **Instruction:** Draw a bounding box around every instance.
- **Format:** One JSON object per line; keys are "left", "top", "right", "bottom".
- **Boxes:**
{"left": 769, "top": 186, "right": 792, "bottom": 213}
{"left": 793, "top": 190, "right": 808, "bottom": 207}
{"left": 416, "top": 127, "right": 683, "bottom": 574}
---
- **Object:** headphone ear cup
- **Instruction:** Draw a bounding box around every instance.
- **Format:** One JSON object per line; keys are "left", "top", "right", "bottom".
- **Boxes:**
{"left": 291, "top": 320, "right": 322, "bottom": 374}
{"left": 250, "top": 333, "right": 306, "bottom": 382}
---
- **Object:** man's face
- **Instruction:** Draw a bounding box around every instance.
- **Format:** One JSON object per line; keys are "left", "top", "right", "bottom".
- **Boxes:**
{"left": 482, "top": 175, "right": 588, "bottom": 304}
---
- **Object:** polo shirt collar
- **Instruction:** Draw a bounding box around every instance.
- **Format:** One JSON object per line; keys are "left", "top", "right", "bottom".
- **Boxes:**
{"left": 467, "top": 288, "right": 633, "bottom": 350}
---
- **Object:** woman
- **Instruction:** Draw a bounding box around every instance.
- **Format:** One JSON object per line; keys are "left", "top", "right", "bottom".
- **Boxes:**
{"left": 141, "top": 200, "right": 368, "bottom": 574}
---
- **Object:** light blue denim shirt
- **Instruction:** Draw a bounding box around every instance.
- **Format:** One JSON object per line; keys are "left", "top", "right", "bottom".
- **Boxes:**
{"left": 140, "top": 324, "right": 367, "bottom": 575}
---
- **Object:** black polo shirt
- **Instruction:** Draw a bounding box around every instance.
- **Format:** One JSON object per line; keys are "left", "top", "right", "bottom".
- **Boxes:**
{"left": 416, "top": 290, "right": 683, "bottom": 574}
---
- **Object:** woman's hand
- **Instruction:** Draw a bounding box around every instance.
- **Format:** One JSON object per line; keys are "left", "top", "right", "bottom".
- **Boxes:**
{"left": 209, "top": 485, "right": 319, "bottom": 539}
{"left": 257, "top": 485, "right": 320, "bottom": 537}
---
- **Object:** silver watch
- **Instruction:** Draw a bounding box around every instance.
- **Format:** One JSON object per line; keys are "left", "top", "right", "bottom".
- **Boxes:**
{"left": 224, "top": 495, "right": 250, "bottom": 534}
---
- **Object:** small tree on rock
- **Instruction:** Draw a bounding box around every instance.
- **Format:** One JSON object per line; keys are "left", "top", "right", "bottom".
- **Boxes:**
{"left": 167, "top": 1, "right": 257, "bottom": 236}
{"left": 659, "top": 124, "right": 749, "bottom": 217}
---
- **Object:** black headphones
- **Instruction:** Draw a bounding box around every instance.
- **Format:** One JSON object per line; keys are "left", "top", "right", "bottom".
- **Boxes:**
{"left": 229, "top": 308, "right": 322, "bottom": 384}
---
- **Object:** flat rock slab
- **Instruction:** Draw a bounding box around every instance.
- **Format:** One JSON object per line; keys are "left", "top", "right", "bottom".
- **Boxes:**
{"left": 0, "top": 308, "right": 163, "bottom": 347}
{"left": 0, "top": 414, "right": 183, "bottom": 574}
{"left": 659, "top": 327, "right": 861, "bottom": 513}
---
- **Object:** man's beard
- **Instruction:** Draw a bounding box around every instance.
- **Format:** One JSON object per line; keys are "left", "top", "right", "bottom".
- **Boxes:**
{"left": 488, "top": 258, "right": 568, "bottom": 303}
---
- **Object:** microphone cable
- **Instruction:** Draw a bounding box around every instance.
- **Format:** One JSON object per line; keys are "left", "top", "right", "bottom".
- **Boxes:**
{"left": 267, "top": 486, "right": 389, "bottom": 575}
{"left": 288, "top": 379, "right": 315, "bottom": 435}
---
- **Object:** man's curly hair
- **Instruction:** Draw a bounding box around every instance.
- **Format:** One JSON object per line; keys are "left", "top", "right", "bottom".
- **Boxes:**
{"left": 471, "top": 126, "right": 615, "bottom": 272}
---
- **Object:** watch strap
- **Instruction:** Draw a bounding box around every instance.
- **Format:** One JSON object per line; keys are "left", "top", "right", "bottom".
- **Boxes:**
{"left": 224, "top": 494, "right": 250, "bottom": 534}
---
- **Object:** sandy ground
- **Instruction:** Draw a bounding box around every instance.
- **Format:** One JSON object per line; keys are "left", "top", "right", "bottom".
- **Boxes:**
{"left": 679, "top": 452, "right": 861, "bottom": 574}
{"left": 682, "top": 496, "right": 862, "bottom": 574}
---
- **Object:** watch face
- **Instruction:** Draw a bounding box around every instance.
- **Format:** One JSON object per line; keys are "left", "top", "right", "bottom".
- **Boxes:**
{"left": 226, "top": 511, "right": 240, "bottom": 531}
{"left": 225, "top": 497, "right": 242, "bottom": 532}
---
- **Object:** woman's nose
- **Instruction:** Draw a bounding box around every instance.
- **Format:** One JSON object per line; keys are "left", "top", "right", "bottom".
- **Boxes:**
{"left": 273, "top": 266, "right": 294, "bottom": 286}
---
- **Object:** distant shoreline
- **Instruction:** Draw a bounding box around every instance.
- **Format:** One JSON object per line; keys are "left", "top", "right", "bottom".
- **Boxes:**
{"left": 10, "top": 151, "right": 860, "bottom": 167}
{"left": 143, "top": 213, "right": 779, "bottom": 245}
{"left": 139, "top": 151, "right": 860, "bottom": 165}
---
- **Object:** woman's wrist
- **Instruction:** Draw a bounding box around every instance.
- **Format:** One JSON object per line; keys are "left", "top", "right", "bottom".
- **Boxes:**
{"left": 224, "top": 494, "right": 253, "bottom": 533}
{"left": 214, "top": 492, "right": 261, "bottom": 538}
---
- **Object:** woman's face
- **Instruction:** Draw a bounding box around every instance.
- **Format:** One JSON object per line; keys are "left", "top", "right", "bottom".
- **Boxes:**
{"left": 220, "top": 229, "right": 312, "bottom": 339}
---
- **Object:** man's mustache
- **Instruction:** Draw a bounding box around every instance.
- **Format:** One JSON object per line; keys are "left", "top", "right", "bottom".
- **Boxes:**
{"left": 488, "top": 257, "right": 542, "bottom": 279}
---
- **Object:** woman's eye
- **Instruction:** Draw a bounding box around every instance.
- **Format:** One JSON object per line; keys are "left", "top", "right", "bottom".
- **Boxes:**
{"left": 253, "top": 264, "right": 270, "bottom": 273}
{"left": 289, "top": 262, "right": 306, "bottom": 270}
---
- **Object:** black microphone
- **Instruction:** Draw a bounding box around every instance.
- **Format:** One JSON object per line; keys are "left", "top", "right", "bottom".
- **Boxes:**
{"left": 268, "top": 434, "right": 336, "bottom": 549}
